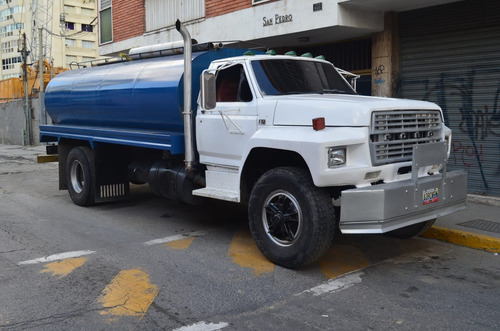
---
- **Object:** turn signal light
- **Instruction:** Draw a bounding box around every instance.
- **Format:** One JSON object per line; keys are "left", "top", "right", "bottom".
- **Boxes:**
{"left": 312, "top": 117, "right": 325, "bottom": 131}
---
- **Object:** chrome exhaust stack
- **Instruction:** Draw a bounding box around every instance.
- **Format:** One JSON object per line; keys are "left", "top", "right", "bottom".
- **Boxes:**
{"left": 176, "top": 20, "right": 195, "bottom": 172}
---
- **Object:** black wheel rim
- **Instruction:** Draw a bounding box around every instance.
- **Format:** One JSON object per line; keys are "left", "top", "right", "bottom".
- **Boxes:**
{"left": 262, "top": 190, "right": 302, "bottom": 246}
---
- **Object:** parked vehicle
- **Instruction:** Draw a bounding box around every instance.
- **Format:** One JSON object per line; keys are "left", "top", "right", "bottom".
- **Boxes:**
{"left": 40, "top": 21, "right": 467, "bottom": 268}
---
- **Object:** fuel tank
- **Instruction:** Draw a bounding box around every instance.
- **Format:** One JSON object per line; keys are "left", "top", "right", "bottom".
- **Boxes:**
{"left": 44, "top": 48, "right": 249, "bottom": 132}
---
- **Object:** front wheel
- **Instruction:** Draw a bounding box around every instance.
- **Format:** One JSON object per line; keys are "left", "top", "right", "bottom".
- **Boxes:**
{"left": 248, "top": 167, "right": 336, "bottom": 269}
{"left": 66, "top": 146, "right": 95, "bottom": 206}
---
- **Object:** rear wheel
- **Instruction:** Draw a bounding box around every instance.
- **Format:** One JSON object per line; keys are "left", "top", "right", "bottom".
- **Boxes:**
{"left": 66, "top": 146, "right": 95, "bottom": 206}
{"left": 385, "top": 219, "right": 436, "bottom": 239}
{"left": 248, "top": 167, "right": 336, "bottom": 268}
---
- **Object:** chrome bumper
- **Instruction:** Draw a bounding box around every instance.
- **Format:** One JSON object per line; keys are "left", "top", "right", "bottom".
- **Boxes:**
{"left": 340, "top": 142, "right": 468, "bottom": 234}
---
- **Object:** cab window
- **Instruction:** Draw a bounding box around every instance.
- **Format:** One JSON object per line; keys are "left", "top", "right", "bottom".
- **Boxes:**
{"left": 216, "top": 64, "right": 253, "bottom": 102}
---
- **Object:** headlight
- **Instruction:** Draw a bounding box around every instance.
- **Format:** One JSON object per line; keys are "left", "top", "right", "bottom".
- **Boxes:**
{"left": 328, "top": 147, "right": 346, "bottom": 167}
{"left": 429, "top": 163, "right": 443, "bottom": 174}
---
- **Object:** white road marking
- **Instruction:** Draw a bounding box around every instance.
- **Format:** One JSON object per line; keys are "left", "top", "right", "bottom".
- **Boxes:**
{"left": 298, "top": 271, "right": 364, "bottom": 296}
{"left": 143, "top": 231, "right": 207, "bottom": 246}
{"left": 173, "top": 322, "right": 229, "bottom": 331}
{"left": 176, "top": 272, "right": 363, "bottom": 330}
{"left": 18, "top": 250, "right": 96, "bottom": 265}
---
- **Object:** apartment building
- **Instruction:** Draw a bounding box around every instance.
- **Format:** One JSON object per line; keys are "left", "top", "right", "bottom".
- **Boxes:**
{"left": 55, "top": 0, "right": 100, "bottom": 68}
{"left": 97, "top": 0, "right": 500, "bottom": 197}
{"left": 0, "top": 0, "right": 100, "bottom": 80}
{"left": 0, "top": 0, "right": 25, "bottom": 79}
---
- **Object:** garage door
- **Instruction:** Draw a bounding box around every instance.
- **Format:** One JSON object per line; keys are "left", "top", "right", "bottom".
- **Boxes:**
{"left": 399, "top": 0, "right": 500, "bottom": 196}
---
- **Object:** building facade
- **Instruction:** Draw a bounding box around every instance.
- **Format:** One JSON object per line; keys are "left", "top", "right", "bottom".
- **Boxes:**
{"left": 101, "top": 0, "right": 500, "bottom": 196}
{"left": 0, "top": 0, "right": 26, "bottom": 79}
{"left": 0, "top": 0, "right": 100, "bottom": 80}
{"left": 56, "top": 0, "right": 100, "bottom": 68}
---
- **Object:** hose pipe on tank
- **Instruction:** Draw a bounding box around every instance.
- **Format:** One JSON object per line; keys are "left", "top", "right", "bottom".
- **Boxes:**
{"left": 176, "top": 19, "right": 195, "bottom": 172}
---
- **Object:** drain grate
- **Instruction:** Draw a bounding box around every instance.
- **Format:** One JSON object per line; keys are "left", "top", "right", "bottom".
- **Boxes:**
{"left": 458, "top": 219, "right": 500, "bottom": 234}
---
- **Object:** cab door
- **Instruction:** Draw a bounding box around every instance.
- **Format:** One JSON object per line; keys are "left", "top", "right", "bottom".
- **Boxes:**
{"left": 196, "top": 63, "right": 258, "bottom": 168}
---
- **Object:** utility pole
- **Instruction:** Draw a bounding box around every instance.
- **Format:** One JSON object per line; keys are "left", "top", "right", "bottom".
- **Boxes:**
{"left": 19, "top": 33, "right": 32, "bottom": 146}
{"left": 38, "top": 26, "right": 46, "bottom": 125}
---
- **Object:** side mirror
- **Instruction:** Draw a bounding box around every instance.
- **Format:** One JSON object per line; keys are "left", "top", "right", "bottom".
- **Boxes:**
{"left": 201, "top": 71, "right": 216, "bottom": 110}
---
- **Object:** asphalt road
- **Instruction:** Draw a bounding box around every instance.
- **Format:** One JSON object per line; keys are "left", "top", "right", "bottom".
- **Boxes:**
{"left": 0, "top": 145, "right": 499, "bottom": 330}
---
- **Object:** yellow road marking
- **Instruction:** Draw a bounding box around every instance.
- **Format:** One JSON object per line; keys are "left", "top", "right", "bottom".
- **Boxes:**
{"left": 37, "top": 155, "right": 58, "bottom": 163}
{"left": 165, "top": 237, "right": 195, "bottom": 250}
{"left": 97, "top": 269, "right": 159, "bottom": 320}
{"left": 39, "top": 257, "right": 88, "bottom": 278}
{"left": 319, "top": 244, "right": 371, "bottom": 279}
{"left": 228, "top": 229, "right": 274, "bottom": 276}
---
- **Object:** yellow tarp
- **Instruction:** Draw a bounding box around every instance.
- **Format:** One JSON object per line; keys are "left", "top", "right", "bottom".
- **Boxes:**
{"left": 0, "top": 60, "right": 67, "bottom": 103}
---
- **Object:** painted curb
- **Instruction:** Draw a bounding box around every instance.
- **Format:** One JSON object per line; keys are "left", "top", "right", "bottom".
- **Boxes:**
{"left": 422, "top": 226, "right": 500, "bottom": 253}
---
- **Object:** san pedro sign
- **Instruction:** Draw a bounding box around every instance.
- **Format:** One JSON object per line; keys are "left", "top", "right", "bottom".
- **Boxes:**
{"left": 263, "top": 13, "right": 293, "bottom": 27}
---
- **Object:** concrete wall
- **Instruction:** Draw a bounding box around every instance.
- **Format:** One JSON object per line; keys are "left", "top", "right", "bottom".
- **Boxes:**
{"left": 371, "top": 12, "right": 400, "bottom": 97}
{"left": 0, "top": 98, "right": 40, "bottom": 146}
{"left": 101, "top": 0, "right": 384, "bottom": 56}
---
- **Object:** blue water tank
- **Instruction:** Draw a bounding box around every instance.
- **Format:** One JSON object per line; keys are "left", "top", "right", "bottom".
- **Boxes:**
{"left": 45, "top": 48, "right": 250, "bottom": 133}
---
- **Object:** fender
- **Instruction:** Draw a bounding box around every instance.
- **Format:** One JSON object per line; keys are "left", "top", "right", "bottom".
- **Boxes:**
{"left": 239, "top": 125, "right": 369, "bottom": 186}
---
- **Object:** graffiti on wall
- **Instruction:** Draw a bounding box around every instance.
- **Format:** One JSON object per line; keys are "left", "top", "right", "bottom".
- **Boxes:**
{"left": 404, "top": 69, "right": 500, "bottom": 193}
{"left": 373, "top": 64, "right": 386, "bottom": 85}
{"left": 373, "top": 64, "right": 401, "bottom": 96}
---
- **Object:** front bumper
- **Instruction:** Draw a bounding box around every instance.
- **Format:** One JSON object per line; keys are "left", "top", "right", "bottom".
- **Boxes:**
{"left": 339, "top": 142, "right": 467, "bottom": 234}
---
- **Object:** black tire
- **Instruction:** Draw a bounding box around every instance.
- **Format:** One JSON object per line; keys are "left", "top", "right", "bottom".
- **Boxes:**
{"left": 66, "top": 146, "right": 96, "bottom": 206}
{"left": 248, "top": 167, "right": 336, "bottom": 269}
{"left": 385, "top": 219, "right": 436, "bottom": 239}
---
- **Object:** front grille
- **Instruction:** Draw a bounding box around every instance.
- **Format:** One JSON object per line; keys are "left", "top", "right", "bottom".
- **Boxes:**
{"left": 370, "top": 110, "right": 442, "bottom": 165}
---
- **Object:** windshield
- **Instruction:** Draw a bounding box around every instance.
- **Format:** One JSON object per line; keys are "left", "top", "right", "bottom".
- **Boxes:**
{"left": 251, "top": 59, "right": 356, "bottom": 96}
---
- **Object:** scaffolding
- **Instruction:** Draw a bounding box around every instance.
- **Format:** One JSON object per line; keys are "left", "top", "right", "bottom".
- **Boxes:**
{"left": 30, "top": 0, "right": 54, "bottom": 64}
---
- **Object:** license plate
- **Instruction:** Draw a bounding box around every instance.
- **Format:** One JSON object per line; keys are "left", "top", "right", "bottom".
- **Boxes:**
{"left": 422, "top": 188, "right": 439, "bottom": 205}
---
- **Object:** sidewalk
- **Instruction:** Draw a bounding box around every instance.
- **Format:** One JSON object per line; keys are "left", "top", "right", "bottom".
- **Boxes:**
{"left": 423, "top": 195, "right": 500, "bottom": 254}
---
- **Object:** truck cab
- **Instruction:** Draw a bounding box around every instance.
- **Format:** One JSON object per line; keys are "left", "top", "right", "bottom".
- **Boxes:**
{"left": 193, "top": 54, "right": 467, "bottom": 267}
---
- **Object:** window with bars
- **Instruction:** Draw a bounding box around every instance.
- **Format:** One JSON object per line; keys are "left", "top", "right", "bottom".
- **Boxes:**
{"left": 81, "top": 24, "right": 93, "bottom": 32}
{"left": 1, "top": 22, "right": 23, "bottom": 38}
{"left": 81, "top": 8, "right": 94, "bottom": 16}
{"left": 1, "top": 41, "right": 14, "bottom": 53}
{"left": 2, "top": 56, "right": 21, "bottom": 70}
{"left": 0, "top": 6, "right": 22, "bottom": 22}
{"left": 64, "top": 5, "right": 76, "bottom": 14}
{"left": 65, "top": 55, "right": 77, "bottom": 65}
{"left": 145, "top": 0, "right": 205, "bottom": 31}
{"left": 82, "top": 40, "right": 94, "bottom": 49}
{"left": 65, "top": 38, "right": 76, "bottom": 47}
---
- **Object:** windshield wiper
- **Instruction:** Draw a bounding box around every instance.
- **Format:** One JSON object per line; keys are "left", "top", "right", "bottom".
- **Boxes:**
{"left": 282, "top": 89, "right": 354, "bottom": 95}
{"left": 322, "top": 88, "right": 352, "bottom": 94}
{"left": 283, "top": 91, "right": 321, "bottom": 95}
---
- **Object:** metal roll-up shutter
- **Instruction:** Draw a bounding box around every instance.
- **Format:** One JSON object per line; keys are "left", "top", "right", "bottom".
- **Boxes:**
{"left": 399, "top": 0, "right": 500, "bottom": 196}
